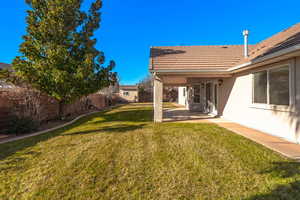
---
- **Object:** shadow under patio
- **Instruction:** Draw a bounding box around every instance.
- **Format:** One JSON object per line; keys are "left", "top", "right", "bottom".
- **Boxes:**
{"left": 163, "top": 106, "right": 226, "bottom": 122}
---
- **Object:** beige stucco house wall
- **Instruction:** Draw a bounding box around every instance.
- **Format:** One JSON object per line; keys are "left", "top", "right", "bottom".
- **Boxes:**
{"left": 218, "top": 58, "right": 300, "bottom": 143}
{"left": 119, "top": 86, "right": 139, "bottom": 102}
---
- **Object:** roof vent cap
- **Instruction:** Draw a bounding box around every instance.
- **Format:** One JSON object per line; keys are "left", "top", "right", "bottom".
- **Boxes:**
{"left": 243, "top": 30, "right": 249, "bottom": 58}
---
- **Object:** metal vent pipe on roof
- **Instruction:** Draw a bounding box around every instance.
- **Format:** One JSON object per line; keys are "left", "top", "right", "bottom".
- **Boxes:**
{"left": 243, "top": 30, "right": 249, "bottom": 58}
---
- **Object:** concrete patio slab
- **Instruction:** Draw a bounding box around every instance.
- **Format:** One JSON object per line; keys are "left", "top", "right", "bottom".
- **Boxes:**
{"left": 163, "top": 107, "right": 217, "bottom": 122}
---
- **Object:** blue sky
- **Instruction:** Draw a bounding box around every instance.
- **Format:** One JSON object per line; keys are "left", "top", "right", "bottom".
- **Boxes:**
{"left": 0, "top": 0, "right": 299, "bottom": 84}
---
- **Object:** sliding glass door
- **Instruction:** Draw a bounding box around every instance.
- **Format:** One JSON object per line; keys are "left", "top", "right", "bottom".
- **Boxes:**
{"left": 190, "top": 82, "right": 218, "bottom": 115}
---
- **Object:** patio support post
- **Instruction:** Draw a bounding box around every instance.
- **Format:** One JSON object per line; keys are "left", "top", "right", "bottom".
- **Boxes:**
{"left": 153, "top": 74, "right": 163, "bottom": 122}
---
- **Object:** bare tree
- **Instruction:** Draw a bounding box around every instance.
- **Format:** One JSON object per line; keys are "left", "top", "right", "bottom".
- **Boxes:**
{"left": 138, "top": 74, "right": 153, "bottom": 102}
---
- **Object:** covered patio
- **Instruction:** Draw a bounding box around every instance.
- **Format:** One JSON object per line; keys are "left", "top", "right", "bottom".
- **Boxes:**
{"left": 149, "top": 45, "right": 241, "bottom": 122}
{"left": 153, "top": 74, "right": 231, "bottom": 122}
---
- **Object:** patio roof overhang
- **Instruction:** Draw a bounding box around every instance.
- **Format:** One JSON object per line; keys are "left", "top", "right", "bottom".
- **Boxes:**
{"left": 152, "top": 71, "right": 231, "bottom": 86}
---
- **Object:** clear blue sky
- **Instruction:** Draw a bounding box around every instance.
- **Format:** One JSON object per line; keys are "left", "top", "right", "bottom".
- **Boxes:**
{"left": 0, "top": 1, "right": 299, "bottom": 84}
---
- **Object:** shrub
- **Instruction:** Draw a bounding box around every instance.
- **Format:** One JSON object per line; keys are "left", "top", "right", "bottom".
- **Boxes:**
{"left": 7, "top": 116, "right": 38, "bottom": 135}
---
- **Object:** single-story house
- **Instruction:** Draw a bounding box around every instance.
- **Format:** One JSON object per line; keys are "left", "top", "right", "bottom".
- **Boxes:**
{"left": 119, "top": 85, "right": 139, "bottom": 102}
{"left": 149, "top": 22, "right": 300, "bottom": 144}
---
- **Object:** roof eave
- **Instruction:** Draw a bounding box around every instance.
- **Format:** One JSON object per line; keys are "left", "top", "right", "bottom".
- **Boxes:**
{"left": 149, "top": 69, "right": 229, "bottom": 74}
{"left": 228, "top": 44, "right": 300, "bottom": 72}
{"left": 149, "top": 44, "right": 300, "bottom": 75}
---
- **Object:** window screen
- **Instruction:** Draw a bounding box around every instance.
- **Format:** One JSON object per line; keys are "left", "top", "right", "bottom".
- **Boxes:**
{"left": 269, "top": 66, "right": 289, "bottom": 105}
{"left": 253, "top": 71, "right": 267, "bottom": 104}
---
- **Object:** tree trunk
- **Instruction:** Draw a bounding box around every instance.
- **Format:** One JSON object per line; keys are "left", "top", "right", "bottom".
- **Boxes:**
{"left": 58, "top": 101, "right": 64, "bottom": 120}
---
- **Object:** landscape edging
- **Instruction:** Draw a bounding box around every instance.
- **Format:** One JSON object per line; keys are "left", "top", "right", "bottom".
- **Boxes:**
{"left": 0, "top": 105, "right": 119, "bottom": 145}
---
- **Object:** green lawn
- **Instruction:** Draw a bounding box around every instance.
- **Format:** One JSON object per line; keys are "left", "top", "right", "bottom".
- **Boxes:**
{"left": 1, "top": 103, "right": 300, "bottom": 200}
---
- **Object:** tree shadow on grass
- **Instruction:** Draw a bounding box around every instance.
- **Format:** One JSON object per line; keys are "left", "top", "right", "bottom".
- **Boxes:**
{"left": 260, "top": 161, "right": 300, "bottom": 178}
{"left": 64, "top": 124, "right": 147, "bottom": 136}
{"left": 0, "top": 105, "right": 151, "bottom": 161}
{"left": 245, "top": 161, "right": 300, "bottom": 200}
{"left": 246, "top": 180, "right": 300, "bottom": 200}
{"left": 0, "top": 123, "right": 146, "bottom": 171}
{"left": 0, "top": 118, "right": 86, "bottom": 161}
{"left": 92, "top": 109, "right": 153, "bottom": 123}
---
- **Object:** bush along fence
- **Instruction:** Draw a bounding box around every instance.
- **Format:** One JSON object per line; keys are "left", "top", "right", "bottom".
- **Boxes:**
{"left": 0, "top": 87, "right": 118, "bottom": 135}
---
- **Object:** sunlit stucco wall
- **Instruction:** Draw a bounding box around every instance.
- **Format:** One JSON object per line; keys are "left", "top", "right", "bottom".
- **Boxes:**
{"left": 219, "top": 58, "right": 300, "bottom": 143}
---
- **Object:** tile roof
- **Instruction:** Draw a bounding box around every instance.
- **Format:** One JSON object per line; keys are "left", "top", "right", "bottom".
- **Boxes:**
{"left": 150, "top": 45, "right": 256, "bottom": 70}
{"left": 150, "top": 22, "right": 300, "bottom": 71}
{"left": 0, "top": 63, "right": 10, "bottom": 70}
{"left": 238, "top": 22, "right": 300, "bottom": 64}
{"left": 120, "top": 85, "right": 138, "bottom": 90}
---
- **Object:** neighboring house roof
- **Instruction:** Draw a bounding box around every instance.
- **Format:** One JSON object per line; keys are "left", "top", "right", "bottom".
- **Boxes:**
{"left": 150, "top": 22, "right": 300, "bottom": 72}
{"left": 120, "top": 85, "right": 138, "bottom": 90}
{"left": 0, "top": 63, "right": 11, "bottom": 70}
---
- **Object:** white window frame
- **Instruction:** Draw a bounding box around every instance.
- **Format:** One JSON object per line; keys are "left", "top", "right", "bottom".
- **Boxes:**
{"left": 250, "top": 62, "right": 295, "bottom": 112}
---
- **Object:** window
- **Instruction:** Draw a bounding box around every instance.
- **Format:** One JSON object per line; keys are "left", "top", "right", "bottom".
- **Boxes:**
{"left": 269, "top": 66, "right": 289, "bottom": 105}
{"left": 253, "top": 65, "right": 290, "bottom": 106}
{"left": 183, "top": 88, "right": 186, "bottom": 97}
{"left": 193, "top": 85, "right": 201, "bottom": 103}
{"left": 123, "top": 91, "right": 129, "bottom": 96}
{"left": 253, "top": 71, "right": 267, "bottom": 104}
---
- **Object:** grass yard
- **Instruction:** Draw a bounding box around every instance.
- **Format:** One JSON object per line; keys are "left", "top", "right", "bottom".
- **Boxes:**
{"left": 1, "top": 103, "right": 300, "bottom": 200}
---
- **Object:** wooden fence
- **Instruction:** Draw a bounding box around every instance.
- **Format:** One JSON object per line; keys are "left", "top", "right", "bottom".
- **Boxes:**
{"left": 0, "top": 88, "right": 110, "bottom": 134}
